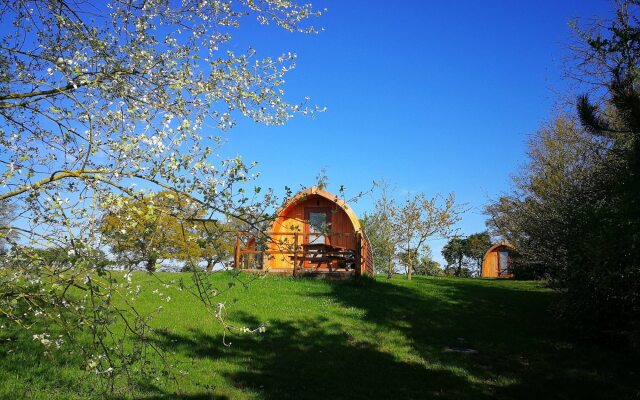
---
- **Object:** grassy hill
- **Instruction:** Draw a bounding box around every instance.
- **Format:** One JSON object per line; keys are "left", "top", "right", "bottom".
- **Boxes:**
{"left": 0, "top": 273, "right": 637, "bottom": 399}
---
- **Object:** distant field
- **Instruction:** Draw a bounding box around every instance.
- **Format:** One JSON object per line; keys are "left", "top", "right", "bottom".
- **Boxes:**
{"left": 0, "top": 273, "right": 637, "bottom": 399}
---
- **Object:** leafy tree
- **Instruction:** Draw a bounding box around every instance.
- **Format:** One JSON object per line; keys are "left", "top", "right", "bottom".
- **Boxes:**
{"left": 194, "top": 220, "right": 235, "bottom": 271}
{"left": 410, "top": 246, "right": 443, "bottom": 276}
{"left": 485, "top": 116, "right": 597, "bottom": 278}
{"left": 442, "top": 232, "right": 492, "bottom": 277}
{"left": 30, "top": 244, "right": 111, "bottom": 274}
{"left": 442, "top": 237, "right": 467, "bottom": 277}
{"left": 487, "top": 0, "right": 640, "bottom": 345}
{"left": 198, "top": 214, "right": 267, "bottom": 271}
{"left": 391, "top": 192, "right": 460, "bottom": 280}
{"left": 567, "top": 1, "right": 640, "bottom": 345}
{"left": 101, "top": 190, "right": 204, "bottom": 271}
{"left": 364, "top": 183, "right": 461, "bottom": 280}
{"left": 102, "top": 191, "right": 242, "bottom": 272}
{"left": 0, "top": 0, "right": 322, "bottom": 389}
{"left": 464, "top": 232, "right": 492, "bottom": 274}
{"left": 361, "top": 180, "right": 397, "bottom": 278}
{"left": 397, "top": 248, "right": 419, "bottom": 276}
{"left": 315, "top": 167, "right": 329, "bottom": 190}
{"left": 417, "top": 258, "right": 443, "bottom": 276}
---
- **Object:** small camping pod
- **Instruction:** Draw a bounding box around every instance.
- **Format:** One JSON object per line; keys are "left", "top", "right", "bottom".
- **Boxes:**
{"left": 235, "top": 186, "right": 374, "bottom": 277}
{"left": 481, "top": 242, "right": 515, "bottom": 278}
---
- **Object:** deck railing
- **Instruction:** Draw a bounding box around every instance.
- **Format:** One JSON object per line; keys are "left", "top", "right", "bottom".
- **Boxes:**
{"left": 234, "top": 231, "right": 363, "bottom": 276}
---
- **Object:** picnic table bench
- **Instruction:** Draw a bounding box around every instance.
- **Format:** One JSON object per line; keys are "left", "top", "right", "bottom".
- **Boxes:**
{"left": 289, "top": 243, "right": 355, "bottom": 271}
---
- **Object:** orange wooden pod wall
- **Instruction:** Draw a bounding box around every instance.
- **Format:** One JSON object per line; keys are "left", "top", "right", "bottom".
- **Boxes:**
{"left": 265, "top": 186, "right": 374, "bottom": 276}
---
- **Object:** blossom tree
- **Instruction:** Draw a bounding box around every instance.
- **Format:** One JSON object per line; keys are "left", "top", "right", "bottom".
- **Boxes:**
{"left": 0, "top": 0, "right": 322, "bottom": 390}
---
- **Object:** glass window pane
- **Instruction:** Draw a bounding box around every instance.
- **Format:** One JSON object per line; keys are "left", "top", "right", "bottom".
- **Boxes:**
{"left": 308, "top": 212, "right": 326, "bottom": 244}
{"left": 499, "top": 252, "right": 509, "bottom": 273}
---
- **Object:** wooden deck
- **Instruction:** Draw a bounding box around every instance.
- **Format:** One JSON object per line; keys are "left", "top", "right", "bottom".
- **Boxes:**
{"left": 241, "top": 267, "right": 356, "bottom": 279}
{"left": 234, "top": 230, "right": 365, "bottom": 277}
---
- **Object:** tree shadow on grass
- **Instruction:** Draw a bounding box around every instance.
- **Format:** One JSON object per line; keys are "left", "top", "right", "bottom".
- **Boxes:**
{"left": 0, "top": 324, "right": 92, "bottom": 399}
{"left": 157, "top": 316, "right": 493, "bottom": 400}
{"left": 318, "top": 277, "right": 639, "bottom": 400}
{"left": 130, "top": 386, "right": 229, "bottom": 400}
{"left": 0, "top": 318, "right": 230, "bottom": 400}
{"left": 152, "top": 277, "right": 638, "bottom": 399}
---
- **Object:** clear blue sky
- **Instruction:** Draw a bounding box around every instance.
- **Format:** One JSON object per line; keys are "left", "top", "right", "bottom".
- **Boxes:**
{"left": 218, "top": 0, "right": 614, "bottom": 263}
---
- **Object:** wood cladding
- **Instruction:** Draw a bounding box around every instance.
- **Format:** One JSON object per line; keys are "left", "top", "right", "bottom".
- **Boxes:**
{"left": 265, "top": 187, "right": 374, "bottom": 276}
{"left": 481, "top": 242, "right": 515, "bottom": 278}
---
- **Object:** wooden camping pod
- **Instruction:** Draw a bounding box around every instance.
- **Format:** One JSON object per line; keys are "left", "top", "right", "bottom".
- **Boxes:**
{"left": 481, "top": 242, "right": 515, "bottom": 278}
{"left": 235, "top": 186, "right": 374, "bottom": 277}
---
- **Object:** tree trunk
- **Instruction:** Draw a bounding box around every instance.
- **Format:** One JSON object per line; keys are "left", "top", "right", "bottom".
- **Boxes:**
{"left": 407, "top": 255, "right": 413, "bottom": 280}
{"left": 206, "top": 258, "right": 214, "bottom": 272}
{"left": 387, "top": 258, "right": 393, "bottom": 279}
{"left": 146, "top": 257, "right": 157, "bottom": 272}
{"left": 455, "top": 255, "right": 462, "bottom": 277}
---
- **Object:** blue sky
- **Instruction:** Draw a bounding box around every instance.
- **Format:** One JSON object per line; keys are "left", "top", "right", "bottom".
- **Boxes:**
{"left": 218, "top": 1, "right": 614, "bottom": 263}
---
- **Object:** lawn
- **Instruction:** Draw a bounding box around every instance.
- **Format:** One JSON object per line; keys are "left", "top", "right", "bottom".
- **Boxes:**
{"left": 0, "top": 273, "right": 637, "bottom": 399}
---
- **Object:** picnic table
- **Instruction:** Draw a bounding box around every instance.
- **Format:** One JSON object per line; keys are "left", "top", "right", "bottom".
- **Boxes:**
{"left": 290, "top": 243, "right": 355, "bottom": 271}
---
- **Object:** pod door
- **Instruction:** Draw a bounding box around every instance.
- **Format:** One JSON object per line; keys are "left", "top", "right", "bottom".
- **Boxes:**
{"left": 304, "top": 208, "right": 331, "bottom": 268}
{"left": 498, "top": 251, "right": 511, "bottom": 276}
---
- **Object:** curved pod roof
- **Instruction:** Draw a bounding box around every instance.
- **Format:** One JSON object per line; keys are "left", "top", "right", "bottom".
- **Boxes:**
{"left": 483, "top": 241, "right": 515, "bottom": 259}
{"left": 271, "top": 186, "right": 362, "bottom": 232}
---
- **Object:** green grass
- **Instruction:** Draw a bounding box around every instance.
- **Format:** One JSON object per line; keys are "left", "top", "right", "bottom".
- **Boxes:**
{"left": 1, "top": 273, "right": 638, "bottom": 399}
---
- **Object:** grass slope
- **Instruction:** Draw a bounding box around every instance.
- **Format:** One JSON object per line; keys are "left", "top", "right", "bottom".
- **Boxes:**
{"left": 1, "top": 273, "right": 637, "bottom": 399}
